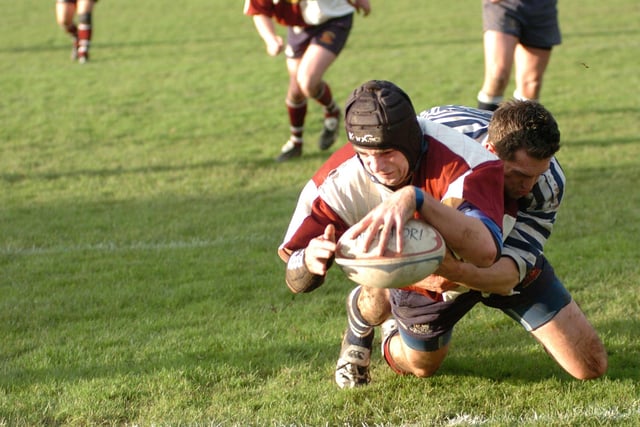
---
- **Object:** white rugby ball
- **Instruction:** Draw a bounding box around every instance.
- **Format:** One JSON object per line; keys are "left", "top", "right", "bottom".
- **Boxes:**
{"left": 335, "top": 219, "right": 445, "bottom": 289}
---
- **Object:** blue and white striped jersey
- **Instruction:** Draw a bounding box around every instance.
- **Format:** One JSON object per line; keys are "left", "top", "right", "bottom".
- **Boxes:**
{"left": 420, "top": 105, "right": 566, "bottom": 283}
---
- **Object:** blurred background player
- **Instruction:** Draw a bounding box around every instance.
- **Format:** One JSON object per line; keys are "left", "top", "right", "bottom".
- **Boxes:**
{"left": 55, "top": 0, "right": 98, "bottom": 63}
{"left": 476, "top": 0, "right": 561, "bottom": 110}
{"left": 244, "top": 0, "right": 371, "bottom": 162}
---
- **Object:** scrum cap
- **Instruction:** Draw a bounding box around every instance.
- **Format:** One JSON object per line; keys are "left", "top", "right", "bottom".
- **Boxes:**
{"left": 344, "top": 80, "right": 424, "bottom": 170}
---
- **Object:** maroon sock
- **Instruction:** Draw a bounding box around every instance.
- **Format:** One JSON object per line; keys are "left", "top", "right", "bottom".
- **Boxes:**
{"left": 314, "top": 82, "right": 339, "bottom": 117}
{"left": 286, "top": 99, "right": 307, "bottom": 141}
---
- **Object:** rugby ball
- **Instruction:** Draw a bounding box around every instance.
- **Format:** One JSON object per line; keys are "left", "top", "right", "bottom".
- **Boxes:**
{"left": 335, "top": 219, "right": 445, "bottom": 289}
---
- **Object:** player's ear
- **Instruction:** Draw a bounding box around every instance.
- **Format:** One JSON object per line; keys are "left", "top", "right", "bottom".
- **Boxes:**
{"left": 483, "top": 141, "right": 496, "bottom": 154}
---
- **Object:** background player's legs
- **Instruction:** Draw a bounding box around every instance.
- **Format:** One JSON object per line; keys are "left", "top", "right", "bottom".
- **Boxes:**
{"left": 296, "top": 44, "right": 340, "bottom": 150}
{"left": 477, "top": 30, "right": 518, "bottom": 110}
{"left": 56, "top": 0, "right": 78, "bottom": 60}
{"left": 276, "top": 57, "right": 307, "bottom": 162}
{"left": 513, "top": 44, "right": 552, "bottom": 100}
{"left": 75, "top": 0, "right": 95, "bottom": 63}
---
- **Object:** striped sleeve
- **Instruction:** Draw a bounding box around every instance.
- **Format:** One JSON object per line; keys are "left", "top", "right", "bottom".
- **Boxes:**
{"left": 503, "top": 157, "right": 565, "bottom": 281}
{"left": 419, "top": 105, "right": 492, "bottom": 142}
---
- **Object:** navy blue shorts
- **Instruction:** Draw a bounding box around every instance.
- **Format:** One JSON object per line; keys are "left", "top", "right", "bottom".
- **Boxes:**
{"left": 390, "top": 256, "right": 572, "bottom": 351}
{"left": 285, "top": 14, "right": 353, "bottom": 59}
{"left": 482, "top": 0, "right": 561, "bottom": 49}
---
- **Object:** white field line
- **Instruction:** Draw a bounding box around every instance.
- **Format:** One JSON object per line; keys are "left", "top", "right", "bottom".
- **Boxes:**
{"left": 0, "top": 238, "right": 249, "bottom": 256}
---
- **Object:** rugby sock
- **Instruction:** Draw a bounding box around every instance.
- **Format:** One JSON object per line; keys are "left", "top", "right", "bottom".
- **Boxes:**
{"left": 64, "top": 23, "right": 78, "bottom": 39}
{"left": 477, "top": 91, "right": 503, "bottom": 111}
{"left": 286, "top": 98, "right": 307, "bottom": 143}
{"left": 345, "top": 286, "right": 374, "bottom": 348}
{"left": 381, "top": 330, "right": 405, "bottom": 375}
{"left": 77, "top": 12, "right": 92, "bottom": 60}
{"left": 313, "top": 82, "right": 339, "bottom": 118}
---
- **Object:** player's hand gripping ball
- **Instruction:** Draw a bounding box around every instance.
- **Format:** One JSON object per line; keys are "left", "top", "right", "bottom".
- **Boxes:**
{"left": 335, "top": 219, "right": 445, "bottom": 288}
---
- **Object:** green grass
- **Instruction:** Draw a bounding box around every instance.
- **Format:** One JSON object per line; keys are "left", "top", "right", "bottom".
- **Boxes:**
{"left": 1, "top": 0, "right": 639, "bottom": 425}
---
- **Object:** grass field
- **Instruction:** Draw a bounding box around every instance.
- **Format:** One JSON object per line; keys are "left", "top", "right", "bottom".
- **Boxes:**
{"left": 1, "top": 0, "right": 639, "bottom": 425}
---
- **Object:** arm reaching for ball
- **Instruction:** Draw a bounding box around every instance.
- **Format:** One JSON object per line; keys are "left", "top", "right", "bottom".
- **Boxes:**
{"left": 345, "top": 186, "right": 499, "bottom": 268}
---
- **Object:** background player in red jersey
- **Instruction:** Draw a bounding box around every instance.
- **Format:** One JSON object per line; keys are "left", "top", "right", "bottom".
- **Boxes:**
{"left": 244, "top": 0, "right": 371, "bottom": 162}
{"left": 55, "top": 0, "right": 98, "bottom": 63}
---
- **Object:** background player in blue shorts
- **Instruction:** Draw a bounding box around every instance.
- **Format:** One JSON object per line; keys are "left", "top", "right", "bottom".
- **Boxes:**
{"left": 477, "top": 0, "right": 561, "bottom": 110}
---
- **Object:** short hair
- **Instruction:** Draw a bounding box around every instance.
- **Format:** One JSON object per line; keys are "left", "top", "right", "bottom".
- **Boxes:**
{"left": 488, "top": 100, "right": 560, "bottom": 161}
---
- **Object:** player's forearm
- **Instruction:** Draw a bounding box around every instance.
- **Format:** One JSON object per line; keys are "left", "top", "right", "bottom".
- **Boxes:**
{"left": 284, "top": 249, "right": 325, "bottom": 294}
{"left": 419, "top": 195, "right": 498, "bottom": 267}
{"left": 252, "top": 15, "right": 278, "bottom": 45}
{"left": 453, "top": 257, "right": 519, "bottom": 295}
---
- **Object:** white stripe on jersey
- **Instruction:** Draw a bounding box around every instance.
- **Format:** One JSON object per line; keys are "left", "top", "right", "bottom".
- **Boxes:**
{"left": 318, "top": 156, "right": 394, "bottom": 226}
{"left": 420, "top": 105, "right": 492, "bottom": 143}
{"left": 300, "top": 0, "right": 356, "bottom": 25}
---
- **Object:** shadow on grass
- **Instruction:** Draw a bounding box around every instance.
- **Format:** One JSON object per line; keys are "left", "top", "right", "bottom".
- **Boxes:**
{"left": 2, "top": 159, "right": 637, "bottom": 392}
{"left": 3, "top": 281, "right": 637, "bottom": 390}
{"left": 0, "top": 36, "right": 236, "bottom": 55}
{"left": 565, "top": 135, "right": 640, "bottom": 149}
{"left": 0, "top": 149, "right": 335, "bottom": 184}
{"left": 597, "top": 318, "right": 640, "bottom": 381}
{"left": 394, "top": 311, "right": 640, "bottom": 384}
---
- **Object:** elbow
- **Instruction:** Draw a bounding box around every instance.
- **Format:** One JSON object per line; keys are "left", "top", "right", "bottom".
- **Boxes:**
{"left": 477, "top": 253, "right": 497, "bottom": 268}
{"left": 490, "top": 283, "right": 517, "bottom": 296}
{"left": 477, "top": 228, "right": 503, "bottom": 267}
{"left": 475, "top": 243, "right": 499, "bottom": 268}
{"left": 453, "top": 244, "right": 496, "bottom": 268}
{"left": 457, "top": 248, "right": 495, "bottom": 268}
{"left": 458, "top": 227, "right": 500, "bottom": 267}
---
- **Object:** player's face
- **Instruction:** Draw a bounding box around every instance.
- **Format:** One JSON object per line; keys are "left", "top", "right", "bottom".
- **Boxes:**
{"left": 355, "top": 147, "right": 410, "bottom": 187}
{"left": 503, "top": 148, "right": 551, "bottom": 199}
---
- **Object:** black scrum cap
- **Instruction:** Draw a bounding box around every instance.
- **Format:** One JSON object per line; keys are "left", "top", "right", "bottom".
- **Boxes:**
{"left": 344, "top": 80, "right": 423, "bottom": 170}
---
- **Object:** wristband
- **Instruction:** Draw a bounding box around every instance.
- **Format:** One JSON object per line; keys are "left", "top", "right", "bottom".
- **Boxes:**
{"left": 414, "top": 186, "right": 424, "bottom": 211}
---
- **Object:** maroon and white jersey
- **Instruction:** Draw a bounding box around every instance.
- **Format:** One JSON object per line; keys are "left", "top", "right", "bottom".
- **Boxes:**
{"left": 244, "top": 0, "right": 355, "bottom": 27}
{"left": 278, "top": 118, "right": 504, "bottom": 262}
